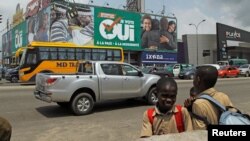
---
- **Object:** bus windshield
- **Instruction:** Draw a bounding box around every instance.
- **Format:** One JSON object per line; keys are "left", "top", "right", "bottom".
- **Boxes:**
{"left": 19, "top": 48, "right": 27, "bottom": 67}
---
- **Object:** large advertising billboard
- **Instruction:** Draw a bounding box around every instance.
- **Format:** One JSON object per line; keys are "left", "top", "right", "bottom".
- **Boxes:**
{"left": 32, "top": 2, "right": 177, "bottom": 53}
{"left": 94, "top": 7, "right": 141, "bottom": 50}
{"left": 3, "top": 1, "right": 178, "bottom": 59}
{"left": 12, "top": 21, "right": 27, "bottom": 52}
{"left": 2, "top": 31, "right": 12, "bottom": 58}
{"left": 141, "top": 14, "right": 177, "bottom": 52}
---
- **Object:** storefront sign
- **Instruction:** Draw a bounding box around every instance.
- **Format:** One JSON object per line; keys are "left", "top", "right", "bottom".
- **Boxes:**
{"left": 141, "top": 51, "right": 177, "bottom": 64}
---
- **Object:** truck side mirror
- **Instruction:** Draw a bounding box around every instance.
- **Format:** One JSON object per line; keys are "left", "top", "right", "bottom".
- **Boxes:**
{"left": 138, "top": 71, "right": 143, "bottom": 77}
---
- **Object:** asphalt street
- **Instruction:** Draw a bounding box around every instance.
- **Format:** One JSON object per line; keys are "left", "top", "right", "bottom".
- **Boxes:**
{"left": 0, "top": 78, "right": 250, "bottom": 141}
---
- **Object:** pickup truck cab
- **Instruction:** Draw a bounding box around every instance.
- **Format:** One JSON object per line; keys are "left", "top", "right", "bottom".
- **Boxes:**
{"left": 34, "top": 61, "right": 160, "bottom": 115}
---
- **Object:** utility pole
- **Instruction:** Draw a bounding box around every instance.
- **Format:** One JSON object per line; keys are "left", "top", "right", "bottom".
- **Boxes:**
{"left": 189, "top": 19, "right": 206, "bottom": 66}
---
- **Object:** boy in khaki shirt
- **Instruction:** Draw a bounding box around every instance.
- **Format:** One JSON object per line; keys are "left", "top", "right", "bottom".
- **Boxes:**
{"left": 190, "top": 66, "right": 234, "bottom": 129}
{"left": 140, "top": 77, "right": 193, "bottom": 137}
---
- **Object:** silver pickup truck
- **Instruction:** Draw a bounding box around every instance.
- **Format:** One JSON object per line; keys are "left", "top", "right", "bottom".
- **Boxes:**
{"left": 34, "top": 61, "right": 160, "bottom": 115}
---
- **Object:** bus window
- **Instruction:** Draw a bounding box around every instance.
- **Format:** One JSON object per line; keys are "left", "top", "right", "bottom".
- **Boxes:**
{"left": 83, "top": 49, "right": 91, "bottom": 60}
{"left": 39, "top": 48, "right": 49, "bottom": 60}
{"left": 92, "top": 49, "right": 100, "bottom": 60}
{"left": 67, "top": 48, "right": 75, "bottom": 60}
{"left": 76, "top": 49, "right": 83, "bottom": 60}
{"left": 50, "top": 48, "right": 58, "bottom": 60}
{"left": 58, "top": 48, "right": 67, "bottom": 60}
{"left": 114, "top": 50, "right": 121, "bottom": 61}
{"left": 99, "top": 49, "right": 106, "bottom": 60}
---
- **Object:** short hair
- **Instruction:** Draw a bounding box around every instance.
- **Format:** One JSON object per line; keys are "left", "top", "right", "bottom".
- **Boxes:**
{"left": 156, "top": 77, "right": 177, "bottom": 92}
{"left": 168, "top": 21, "right": 176, "bottom": 26}
{"left": 151, "top": 19, "right": 160, "bottom": 30}
{"left": 190, "top": 87, "right": 195, "bottom": 93}
{"left": 142, "top": 14, "right": 152, "bottom": 22}
{"left": 196, "top": 66, "right": 218, "bottom": 88}
{"left": 160, "top": 17, "right": 168, "bottom": 30}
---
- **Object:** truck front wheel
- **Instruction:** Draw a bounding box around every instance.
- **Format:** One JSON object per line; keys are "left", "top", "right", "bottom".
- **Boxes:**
{"left": 70, "top": 93, "right": 94, "bottom": 115}
{"left": 147, "top": 87, "right": 158, "bottom": 105}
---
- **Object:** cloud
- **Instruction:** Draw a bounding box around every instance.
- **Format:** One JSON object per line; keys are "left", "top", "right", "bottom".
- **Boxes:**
{"left": 204, "top": 0, "right": 250, "bottom": 30}
{"left": 174, "top": 8, "right": 217, "bottom": 39}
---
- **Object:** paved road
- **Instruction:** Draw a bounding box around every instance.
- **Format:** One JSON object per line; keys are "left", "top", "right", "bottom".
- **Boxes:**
{"left": 0, "top": 78, "right": 250, "bottom": 141}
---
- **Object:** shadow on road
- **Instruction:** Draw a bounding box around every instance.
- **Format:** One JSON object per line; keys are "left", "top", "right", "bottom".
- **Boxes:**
{"left": 94, "top": 99, "right": 147, "bottom": 113}
{"left": 36, "top": 105, "right": 73, "bottom": 118}
{"left": 36, "top": 99, "right": 148, "bottom": 118}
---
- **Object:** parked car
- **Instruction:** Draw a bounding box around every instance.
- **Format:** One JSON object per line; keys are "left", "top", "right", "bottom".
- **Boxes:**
{"left": 5, "top": 66, "right": 20, "bottom": 83}
{"left": 238, "top": 64, "right": 250, "bottom": 77}
{"left": 34, "top": 61, "right": 160, "bottom": 115}
{"left": 178, "top": 66, "right": 196, "bottom": 79}
{"left": 200, "top": 64, "right": 221, "bottom": 70}
{"left": 142, "top": 66, "right": 174, "bottom": 78}
{"left": 166, "top": 64, "right": 194, "bottom": 77}
{"left": 218, "top": 66, "right": 239, "bottom": 78}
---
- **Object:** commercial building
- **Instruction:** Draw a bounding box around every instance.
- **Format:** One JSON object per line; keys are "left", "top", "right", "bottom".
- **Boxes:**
{"left": 181, "top": 23, "right": 250, "bottom": 65}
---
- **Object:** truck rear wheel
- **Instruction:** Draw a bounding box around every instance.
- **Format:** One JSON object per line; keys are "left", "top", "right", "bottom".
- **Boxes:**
{"left": 146, "top": 87, "right": 158, "bottom": 105}
{"left": 70, "top": 93, "right": 94, "bottom": 115}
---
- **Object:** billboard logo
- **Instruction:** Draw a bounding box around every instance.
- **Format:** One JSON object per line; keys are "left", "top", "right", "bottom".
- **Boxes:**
{"left": 15, "top": 29, "right": 23, "bottom": 49}
{"left": 99, "top": 18, "right": 135, "bottom": 41}
{"left": 146, "top": 54, "right": 163, "bottom": 60}
{"left": 226, "top": 31, "right": 241, "bottom": 39}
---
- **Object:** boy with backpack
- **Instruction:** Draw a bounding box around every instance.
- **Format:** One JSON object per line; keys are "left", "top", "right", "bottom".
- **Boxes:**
{"left": 140, "top": 77, "right": 193, "bottom": 137}
{"left": 190, "top": 66, "right": 250, "bottom": 129}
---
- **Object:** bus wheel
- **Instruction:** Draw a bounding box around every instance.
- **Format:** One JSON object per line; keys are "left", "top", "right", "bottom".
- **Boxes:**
{"left": 11, "top": 76, "right": 18, "bottom": 83}
{"left": 70, "top": 93, "right": 94, "bottom": 115}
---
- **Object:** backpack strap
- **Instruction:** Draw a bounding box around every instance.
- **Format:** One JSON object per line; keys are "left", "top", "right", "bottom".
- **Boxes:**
{"left": 199, "top": 94, "right": 226, "bottom": 112}
{"left": 147, "top": 108, "right": 155, "bottom": 125}
{"left": 175, "top": 105, "right": 185, "bottom": 133}
{"left": 191, "top": 94, "right": 226, "bottom": 126}
{"left": 147, "top": 106, "right": 185, "bottom": 132}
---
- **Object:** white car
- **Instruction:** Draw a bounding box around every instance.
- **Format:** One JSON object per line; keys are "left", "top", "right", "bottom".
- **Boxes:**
{"left": 238, "top": 64, "right": 250, "bottom": 77}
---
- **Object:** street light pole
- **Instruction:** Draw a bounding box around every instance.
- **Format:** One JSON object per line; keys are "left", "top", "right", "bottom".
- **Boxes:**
{"left": 189, "top": 19, "right": 206, "bottom": 66}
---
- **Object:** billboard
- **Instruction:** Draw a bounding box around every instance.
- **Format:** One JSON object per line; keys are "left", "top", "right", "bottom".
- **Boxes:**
{"left": 141, "top": 51, "right": 177, "bottom": 64}
{"left": 140, "top": 14, "right": 177, "bottom": 52}
{"left": 2, "top": 31, "right": 12, "bottom": 58}
{"left": 27, "top": 6, "right": 50, "bottom": 43}
{"left": 94, "top": 7, "right": 141, "bottom": 50}
{"left": 3, "top": 1, "right": 178, "bottom": 57}
{"left": 25, "top": 0, "right": 51, "bottom": 18}
{"left": 12, "top": 21, "right": 27, "bottom": 52}
{"left": 40, "top": 2, "right": 177, "bottom": 53}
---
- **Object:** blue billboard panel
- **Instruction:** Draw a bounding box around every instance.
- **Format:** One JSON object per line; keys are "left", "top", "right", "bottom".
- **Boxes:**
{"left": 141, "top": 51, "right": 177, "bottom": 64}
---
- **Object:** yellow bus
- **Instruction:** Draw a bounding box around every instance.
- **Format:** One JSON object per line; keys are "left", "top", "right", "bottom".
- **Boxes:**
{"left": 19, "top": 42, "right": 124, "bottom": 82}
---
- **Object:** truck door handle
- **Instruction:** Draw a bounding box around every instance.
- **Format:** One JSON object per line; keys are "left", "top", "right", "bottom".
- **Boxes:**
{"left": 124, "top": 77, "right": 128, "bottom": 80}
{"left": 104, "top": 77, "right": 109, "bottom": 80}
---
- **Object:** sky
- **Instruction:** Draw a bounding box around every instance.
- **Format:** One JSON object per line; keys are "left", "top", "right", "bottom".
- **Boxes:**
{"left": 0, "top": 0, "right": 250, "bottom": 44}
